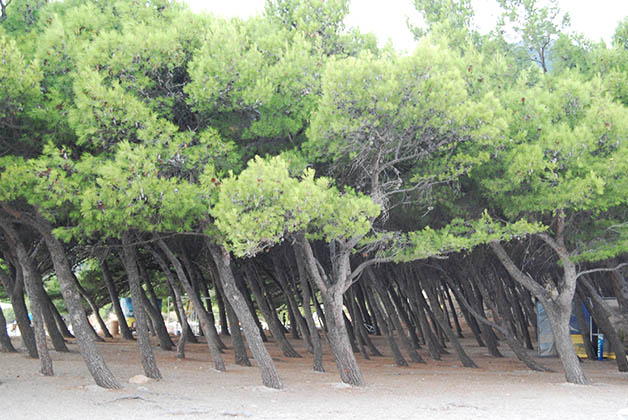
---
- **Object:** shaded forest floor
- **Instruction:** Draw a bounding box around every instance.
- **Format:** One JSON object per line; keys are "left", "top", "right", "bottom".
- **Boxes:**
{"left": 1, "top": 333, "right": 627, "bottom": 419}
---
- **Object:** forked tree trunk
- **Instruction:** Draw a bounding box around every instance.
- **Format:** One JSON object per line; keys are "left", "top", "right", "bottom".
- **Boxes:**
{"left": 491, "top": 240, "right": 587, "bottom": 384}
{"left": 120, "top": 232, "right": 162, "bottom": 380}
{"left": 207, "top": 242, "right": 282, "bottom": 389}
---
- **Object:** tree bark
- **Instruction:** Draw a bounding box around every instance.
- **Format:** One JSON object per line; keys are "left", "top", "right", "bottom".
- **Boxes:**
{"left": 243, "top": 262, "right": 301, "bottom": 358}
{"left": 100, "top": 259, "right": 134, "bottom": 340}
{"left": 0, "top": 304, "right": 17, "bottom": 352}
{"left": 0, "top": 264, "right": 37, "bottom": 358}
{"left": 207, "top": 242, "right": 282, "bottom": 389}
{"left": 293, "top": 243, "right": 324, "bottom": 372}
{"left": 491, "top": 240, "right": 587, "bottom": 384}
{"left": 155, "top": 239, "right": 225, "bottom": 371}
{"left": 120, "top": 232, "right": 162, "bottom": 380}
{"left": 579, "top": 276, "right": 628, "bottom": 372}
{"left": 23, "top": 212, "right": 120, "bottom": 388}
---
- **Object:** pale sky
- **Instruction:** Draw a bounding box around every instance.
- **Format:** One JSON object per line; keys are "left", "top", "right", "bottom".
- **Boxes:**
{"left": 185, "top": 0, "right": 628, "bottom": 52}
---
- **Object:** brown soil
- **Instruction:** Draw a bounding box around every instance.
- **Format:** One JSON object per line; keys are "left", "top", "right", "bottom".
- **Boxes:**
{"left": 1, "top": 333, "right": 626, "bottom": 419}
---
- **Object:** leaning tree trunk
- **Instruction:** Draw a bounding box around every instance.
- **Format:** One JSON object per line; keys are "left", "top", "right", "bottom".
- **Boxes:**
{"left": 207, "top": 242, "right": 282, "bottom": 389}
{"left": 0, "top": 221, "right": 53, "bottom": 374}
{"left": 491, "top": 240, "right": 586, "bottom": 384}
{"left": 243, "top": 262, "right": 301, "bottom": 358}
{"left": 100, "top": 259, "right": 134, "bottom": 340}
{"left": 422, "top": 277, "right": 477, "bottom": 368}
{"left": 120, "top": 232, "right": 162, "bottom": 380}
{"left": 25, "top": 212, "right": 120, "bottom": 388}
{"left": 154, "top": 239, "right": 224, "bottom": 371}
{"left": 579, "top": 276, "right": 628, "bottom": 372}
{"left": 0, "top": 257, "right": 38, "bottom": 357}
{"left": 293, "top": 244, "right": 324, "bottom": 372}
{"left": 208, "top": 262, "right": 250, "bottom": 366}
{"left": 323, "top": 289, "right": 366, "bottom": 385}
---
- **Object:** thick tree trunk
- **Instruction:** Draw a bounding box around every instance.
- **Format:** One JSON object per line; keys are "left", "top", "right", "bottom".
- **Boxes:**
{"left": 100, "top": 259, "right": 134, "bottom": 340}
{"left": 207, "top": 242, "right": 282, "bottom": 389}
{"left": 491, "top": 240, "right": 587, "bottom": 384}
{"left": 323, "top": 290, "right": 366, "bottom": 386}
{"left": 120, "top": 232, "right": 162, "bottom": 380}
{"left": 155, "top": 239, "right": 225, "bottom": 371}
{"left": 0, "top": 304, "right": 16, "bottom": 352}
{"left": 28, "top": 214, "right": 120, "bottom": 388}
{"left": 233, "top": 267, "right": 268, "bottom": 342}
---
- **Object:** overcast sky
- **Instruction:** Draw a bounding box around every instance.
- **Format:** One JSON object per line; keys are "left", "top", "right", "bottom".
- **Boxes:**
{"left": 185, "top": 0, "right": 628, "bottom": 52}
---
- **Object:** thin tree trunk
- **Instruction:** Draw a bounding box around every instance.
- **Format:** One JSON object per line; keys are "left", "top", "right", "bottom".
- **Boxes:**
{"left": 100, "top": 259, "right": 134, "bottom": 340}
{"left": 579, "top": 276, "right": 628, "bottom": 372}
{"left": 293, "top": 243, "right": 324, "bottom": 372}
{"left": 243, "top": 262, "right": 301, "bottom": 358}
{"left": 43, "top": 291, "right": 74, "bottom": 339}
{"left": 155, "top": 239, "right": 225, "bottom": 371}
{"left": 0, "top": 266, "right": 37, "bottom": 358}
{"left": 0, "top": 304, "right": 17, "bottom": 352}
{"left": 422, "top": 278, "right": 477, "bottom": 368}
{"left": 120, "top": 232, "right": 162, "bottom": 380}
{"left": 573, "top": 294, "right": 595, "bottom": 360}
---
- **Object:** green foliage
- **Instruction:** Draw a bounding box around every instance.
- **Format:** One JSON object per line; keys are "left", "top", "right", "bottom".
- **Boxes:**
{"left": 214, "top": 155, "right": 380, "bottom": 257}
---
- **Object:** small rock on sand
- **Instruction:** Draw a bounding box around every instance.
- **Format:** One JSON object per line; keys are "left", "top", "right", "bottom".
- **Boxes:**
{"left": 129, "top": 375, "right": 151, "bottom": 385}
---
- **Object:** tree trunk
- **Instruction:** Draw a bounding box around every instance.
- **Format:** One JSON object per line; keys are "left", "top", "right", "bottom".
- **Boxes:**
{"left": 0, "top": 304, "right": 17, "bottom": 352}
{"left": 100, "top": 259, "right": 134, "bottom": 340}
{"left": 369, "top": 270, "right": 423, "bottom": 363}
{"left": 243, "top": 262, "right": 301, "bottom": 358}
{"left": 579, "top": 276, "right": 628, "bottom": 372}
{"left": 214, "top": 282, "right": 230, "bottom": 336}
{"left": 491, "top": 241, "right": 586, "bottom": 384}
{"left": 446, "top": 276, "right": 550, "bottom": 372}
{"left": 323, "top": 290, "right": 366, "bottom": 385}
{"left": 207, "top": 242, "right": 282, "bottom": 389}
{"left": 0, "top": 222, "right": 54, "bottom": 374}
{"left": 120, "top": 232, "right": 162, "bottom": 380}
{"left": 27, "top": 213, "right": 120, "bottom": 388}
{"left": 0, "top": 266, "right": 37, "bottom": 358}
{"left": 155, "top": 239, "right": 225, "bottom": 371}
{"left": 42, "top": 291, "right": 74, "bottom": 339}
{"left": 293, "top": 243, "right": 324, "bottom": 372}
{"left": 422, "top": 278, "right": 477, "bottom": 368}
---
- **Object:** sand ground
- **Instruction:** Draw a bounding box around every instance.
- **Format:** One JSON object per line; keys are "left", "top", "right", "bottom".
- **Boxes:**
{"left": 1, "top": 333, "right": 627, "bottom": 420}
